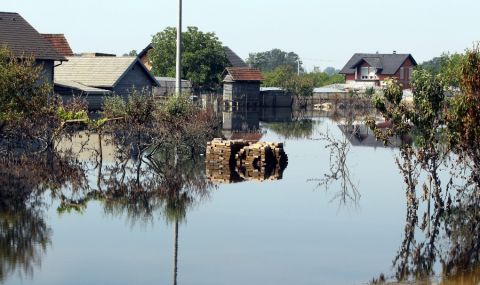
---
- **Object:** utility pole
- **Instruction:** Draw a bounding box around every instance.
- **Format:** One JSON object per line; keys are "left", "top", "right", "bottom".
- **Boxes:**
{"left": 297, "top": 59, "right": 302, "bottom": 76}
{"left": 175, "top": 0, "right": 182, "bottom": 96}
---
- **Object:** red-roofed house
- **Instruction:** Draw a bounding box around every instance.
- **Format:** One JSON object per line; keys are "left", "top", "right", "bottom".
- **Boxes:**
{"left": 222, "top": 67, "right": 264, "bottom": 108}
{"left": 42, "top": 34, "right": 74, "bottom": 57}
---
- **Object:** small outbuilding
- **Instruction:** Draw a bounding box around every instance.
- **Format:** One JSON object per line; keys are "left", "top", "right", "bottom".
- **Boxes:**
{"left": 222, "top": 67, "right": 264, "bottom": 108}
{"left": 54, "top": 55, "right": 158, "bottom": 110}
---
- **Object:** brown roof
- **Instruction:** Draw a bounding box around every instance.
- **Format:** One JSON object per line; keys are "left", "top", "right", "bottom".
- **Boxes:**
{"left": 42, "top": 34, "right": 74, "bottom": 57}
{"left": 0, "top": 12, "right": 66, "bottom": 61}
{"left": 223, "top": 67, "right": 264, "bottom": 82}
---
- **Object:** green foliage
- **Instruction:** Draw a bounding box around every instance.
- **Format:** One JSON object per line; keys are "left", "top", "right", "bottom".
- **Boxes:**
{"left": 162, "top": 94, "right": 194, "bottom": 118}
{"left": 263, "top": 65, "right": 345, "bottom": 90}
{"left": 149, "top": 26, "right": 228, "bottom": 91}
{"left": 103, "top": 91, "right": 157, "bottom": 125}
{"left": 0, "top": 47, "right": 52, "bottom": 121}
{"left": 247, "top": 48, "right": 302, "bottom": 73}
{"left": 56, "top": 107, "right": 88, "bottom": 121}
{"left": 446, "top": 47, "right": 480, "bottom": 157}
{"left": 420, "top": 52, "right": 465, "bottom": 89}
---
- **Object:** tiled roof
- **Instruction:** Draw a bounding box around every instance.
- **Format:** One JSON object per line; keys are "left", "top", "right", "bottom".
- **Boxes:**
{"left": 223, "top": 67, "right": 264, "bottom": 82}
{"left": 42, "top": 34, "right": 74, "bottom": 57}
{"left": 55, "top": 56, "right": 158, "bottom": 88}
{"left": 0, "top": 12, "right": 66, "bottom": 61}
{"left": 340, "top": 53, "right": 417, "bottom": 75}
{"left": 224, "top": 46, "right": 247, "bottom": 68}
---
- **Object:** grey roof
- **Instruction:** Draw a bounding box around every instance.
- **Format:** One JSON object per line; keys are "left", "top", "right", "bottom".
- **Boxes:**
{"left": 55, "top": 56, "right": 158, "bottom": 88}
{"left": 340, "top": 53, "right": 417, "bottom": 75}
{"left": 0, "top": 12, "right": 66, "bottom": 61}
{"left": 155, "top": 77, "right": 192, "bottom": 88}
{"left": 224, "top": 46, "right": 247, "bottom": 68}
{"left": 55, "top": 80, "right": 111, "bottom": 94}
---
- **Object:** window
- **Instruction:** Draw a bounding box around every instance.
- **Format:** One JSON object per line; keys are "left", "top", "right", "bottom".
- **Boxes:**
{"left": 361, "top": 67, "right": 369, "bottom": 79}
{"left": 408, "top": 67, "right": 414, "bottom": 80}
{"left": 400, "top": 67, "right": 404, "bottom": 80}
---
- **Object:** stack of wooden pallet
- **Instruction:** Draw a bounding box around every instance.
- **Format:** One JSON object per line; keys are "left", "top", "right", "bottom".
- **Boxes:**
{"left": 205, "top": 139, "right": 245, "bottom": 183}
{"left": 235, "top": 142, "right": 287, "bottom": 182}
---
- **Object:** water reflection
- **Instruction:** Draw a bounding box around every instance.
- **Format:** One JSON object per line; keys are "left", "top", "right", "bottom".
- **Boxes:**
{"left": 0, "top": 155, "right": 76, "bottom": 283}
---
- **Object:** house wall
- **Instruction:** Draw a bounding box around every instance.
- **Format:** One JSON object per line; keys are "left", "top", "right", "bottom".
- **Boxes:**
{"left": 54, "top": 85, "right": 111, "bottom": 111}
{"left": 260, "top": 90, "right": 292, "bottom": 107}
{"left": 114, "top": 61, "right": 155, "bottom": 100}
{"left": 223, "top": 82, "right": 260, "bottom": 107}
{"left": 37, "top": 60, "right": 54, "bottom": 85}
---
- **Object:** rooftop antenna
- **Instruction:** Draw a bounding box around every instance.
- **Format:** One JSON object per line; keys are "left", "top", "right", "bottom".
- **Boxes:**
{"left": 175, "top": 0, "right": 182, "bottom": 96}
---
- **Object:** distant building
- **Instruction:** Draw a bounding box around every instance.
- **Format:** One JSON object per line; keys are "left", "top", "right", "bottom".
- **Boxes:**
{"left": 223, "top": 46, "right": 248, "bottom": 67}
{"left": 222, "top": 67, "right": 264, "bottom": 108}
{"left": 0, "top": 12, "right": 67, "bottom": 85}
{"left": 339, "top": 52, "right": 417, "bottom": 89}
{"left": 154, "top": 77, "right": 192, "bottom": 97}
{"left": 54, "top": 55, "right": 158, "bottom": 110}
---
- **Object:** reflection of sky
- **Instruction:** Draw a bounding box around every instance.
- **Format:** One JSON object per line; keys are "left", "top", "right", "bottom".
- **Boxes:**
{"left": 10, "top": 119, "right": 412, "bottom": 285}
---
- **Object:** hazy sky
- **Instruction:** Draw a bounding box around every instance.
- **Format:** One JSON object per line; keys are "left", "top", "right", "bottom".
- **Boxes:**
{"left": 3, "top": 0, "right": 479, "bottom": 70}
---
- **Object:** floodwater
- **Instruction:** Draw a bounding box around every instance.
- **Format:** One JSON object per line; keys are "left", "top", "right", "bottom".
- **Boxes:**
{"left": 2, "top": 107, "right": 479, "bottom": 285}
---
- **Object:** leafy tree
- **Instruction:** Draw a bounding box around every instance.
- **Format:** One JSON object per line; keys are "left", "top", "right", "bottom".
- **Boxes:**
{"left": 0, "top": 47, "right": 51, "bottom": 121}
{"left": 323, "top": 66, "right": 339, "bottom": 76}
{"left": 124, "top": 50, "right": 138, "bottom": 57}
{"left": 149, "top": 26, "right": 228, "bottom": 91}
{"left": 247, "top": 49, "right": 303, "bottom": 73}
{"left": 420, "top": 52, "right": 465, "bottom": 89}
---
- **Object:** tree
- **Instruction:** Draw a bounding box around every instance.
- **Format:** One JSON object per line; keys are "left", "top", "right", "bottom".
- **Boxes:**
{"left": 149, "top": 26, "right": 228, "bottom": 91}
{"left": 0, "top": 47, "right": 51, "bottom": 121}
{"left": 247, "top": 49, "right": 303, "bottom": 73}
{"left": 323, "top": 67, "right": 339, "bottom": 76}
{"left": 124, "top": 50, "right": 137, "bottom": 57}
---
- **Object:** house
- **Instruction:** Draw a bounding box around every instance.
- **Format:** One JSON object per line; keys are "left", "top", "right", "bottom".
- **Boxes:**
{"left": 0, "top": 12, "right": 66, "bottom": 85}
{"left": 222, "top": 67, "right": 264, "bottom": 108}
{"left": 259, "top": 87, "right": 292, "bottom": 107}
{"left": 153, "top": 77, "right": 192, "bottom": 97}
{"left": 339, "top": 52, "right": 417, "bottom": 89}
{"left": 54, "top": 55, "right": 159, "bottom": 110}
{"left": 223, "top": 46, "right": 248, "bottom": 67}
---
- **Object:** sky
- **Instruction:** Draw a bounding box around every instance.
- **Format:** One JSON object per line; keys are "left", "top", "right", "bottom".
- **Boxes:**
{"left": 3, "top": 0, "right": 479, "bottom": 71}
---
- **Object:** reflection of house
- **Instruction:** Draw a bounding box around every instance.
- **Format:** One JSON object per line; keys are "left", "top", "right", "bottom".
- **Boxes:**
{"left": 0, "top": 12, "right": 67, "bottom": 85}
{"left": 340, "top": 53, "right": 417, "bottom": 89}
{"left": 338, "top": 124, "right": 408, "bottom": 148}
{"left": 222, "top": 67, "right": 264, "bottom": 107}
{"left": 54, "top": 55, "right": 158, "bottom": 110}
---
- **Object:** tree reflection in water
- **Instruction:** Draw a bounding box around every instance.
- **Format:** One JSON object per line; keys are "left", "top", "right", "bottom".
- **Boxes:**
{"left": 0, "top": 152, "right": 88, "bottom": 283}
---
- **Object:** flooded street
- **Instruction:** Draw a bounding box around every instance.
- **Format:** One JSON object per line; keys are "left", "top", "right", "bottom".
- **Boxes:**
{"left": 2, "top": 108, "right": 479, "bottom": 285}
